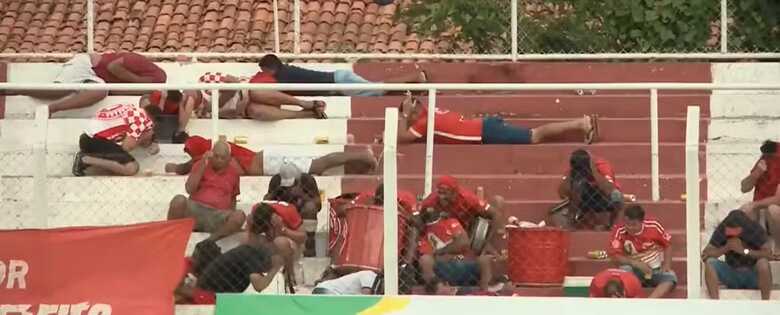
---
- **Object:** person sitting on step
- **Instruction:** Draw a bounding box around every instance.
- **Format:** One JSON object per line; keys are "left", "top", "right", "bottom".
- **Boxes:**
{"left": 702, "top": 210, "right": 773, "bottom": 300}
{"left": 739, "top": 140, "right": 780, "bottom": 258}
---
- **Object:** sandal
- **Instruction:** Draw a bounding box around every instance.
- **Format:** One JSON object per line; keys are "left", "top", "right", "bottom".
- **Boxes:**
{"left": 72, "top": 151, "right": 86, "bottom": 176}
{"left": 584, "top": 114, "right": 599, "bottom": 144}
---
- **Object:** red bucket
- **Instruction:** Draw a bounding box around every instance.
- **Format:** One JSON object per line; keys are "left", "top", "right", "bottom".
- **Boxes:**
{"left": 334, "top": 205, "right": 385, "bottom": 271}
{"left": 506, "top": 227, "right": 570, "bottom": 286}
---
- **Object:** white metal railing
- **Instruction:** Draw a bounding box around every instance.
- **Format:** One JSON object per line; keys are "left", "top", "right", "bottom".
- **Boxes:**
{"left": 684, "top": 106, "right": 702, "bottom": 299}
{"left": 9, "top": 82, "right": 780, "bottom": 296}
{"left": 1, "top": 0, "right": 779, "bottom": 61}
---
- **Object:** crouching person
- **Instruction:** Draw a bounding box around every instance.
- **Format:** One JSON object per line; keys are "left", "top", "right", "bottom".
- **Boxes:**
{"left": 702, "top": 210, "right": 773, "bottom": 300}
{"left": 167, "top": 139, "right": 245, "bottom": 242}
{"left": 72, "top": 103, "right": 161, "bottom": 176}
{"left": 252, "top": 201, "right": 307, "bottom": 291}
{"left": 312, "top": 268, "right": 382, "bottom": 295}
{"left": 609, "top": 205, "right": 676, "bottom": 298}
{"left": 175, "top": 203, "right": 284, "bottom": 304}
{"left": 418, "top": 208, "right": 493, "bottom": 294}
{"left": 589, "top": 268, "right": 643, "bottom": 298}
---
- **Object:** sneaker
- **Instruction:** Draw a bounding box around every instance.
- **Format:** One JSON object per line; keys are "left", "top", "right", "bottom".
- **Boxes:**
{"left": 72, "top": 152, "right": 86, "bottom": 176}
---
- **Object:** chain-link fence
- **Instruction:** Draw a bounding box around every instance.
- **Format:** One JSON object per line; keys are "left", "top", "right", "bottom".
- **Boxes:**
{"left": 726, "top": 0, "right": 780, "bottom": 53}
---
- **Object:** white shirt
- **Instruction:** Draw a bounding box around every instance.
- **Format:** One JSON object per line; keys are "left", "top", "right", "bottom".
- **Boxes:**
{"left": 314, "top": 270, "right": 377, "bottom": 295}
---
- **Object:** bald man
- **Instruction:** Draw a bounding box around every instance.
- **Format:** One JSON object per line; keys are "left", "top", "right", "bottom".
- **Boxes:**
{"left": 167, "top": 139, "right": 245, "bottom": 241}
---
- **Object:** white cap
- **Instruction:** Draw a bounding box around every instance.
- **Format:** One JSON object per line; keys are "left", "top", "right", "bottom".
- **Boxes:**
{"left": 279, "top": 161, "right": 301, "bottom": 187}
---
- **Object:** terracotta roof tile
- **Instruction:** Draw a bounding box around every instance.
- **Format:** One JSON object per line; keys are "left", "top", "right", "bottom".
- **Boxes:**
{"left": 0, "top": 0, "right": 468, "bottom": 56}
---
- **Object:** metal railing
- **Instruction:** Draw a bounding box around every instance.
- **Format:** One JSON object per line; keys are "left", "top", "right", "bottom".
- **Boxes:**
{"left": 5, "top": 81, "right": 780, "bottom": 297}
{"left": 0, "top": 0, "right": 779, "bottom": 61}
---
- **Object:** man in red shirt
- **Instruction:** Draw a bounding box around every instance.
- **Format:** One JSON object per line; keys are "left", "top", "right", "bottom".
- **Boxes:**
{"left": 165, "top": 135, "right": 377, "bottom": 176}
{"left": 394, "top": 94, "right": 599, "bottom": 145}
{"left": 555, "top": 149, "right": 631, "bottom": 230}
{"left": 739, "top": 140, "right": 780, "bottom": 256}
{"left": 72, "top": 103, "right": 161, "bottom": 176}
{"left": 609, "top": 205, "right": 676, "bottom": 298}
{"left": 419, "top": 176, "right": 503, "bottom": 254}
{"left": 167, "top": 139, "right": 244, "bottom": 242}
{"left": 589, "top": 268, "right": 643, "bottom": 298}
{"left": 139, "top": 89, "right": 202, "bottom": 143}
{"left": 417, "top": 209, "right": 493, "bottom": 293}
{"left": 19, "top": 52, "right": 166, "bottom": 115}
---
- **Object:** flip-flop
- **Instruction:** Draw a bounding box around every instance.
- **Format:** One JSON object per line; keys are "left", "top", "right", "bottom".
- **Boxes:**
{"left": 584, "top": 114, "right": 599, "bottom": 144}
{"left": 72, "top": 151, "right": 86, "bottom": 176}
{"left": 414, "top": 64, "right": 429, "bottom": 83}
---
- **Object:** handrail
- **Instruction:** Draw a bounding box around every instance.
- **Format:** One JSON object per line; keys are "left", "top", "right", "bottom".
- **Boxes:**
{"left": 2, "top": 82, "right": 780, "bottom": 91}
{"left": 2, "top": 52, "right": 780, "bottom": 61}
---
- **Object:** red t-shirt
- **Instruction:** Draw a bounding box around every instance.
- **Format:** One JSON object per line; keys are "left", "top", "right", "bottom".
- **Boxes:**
{"left": 417, "top": 218, "right": 467, "bottom": 256}
{"left": 409, "top": 109, "right": 483, "bottom": 144}
{"left": 92, "top": 52, "right": 166, "bottom": 83}
{"left": 609, "top": 218, "right": 671, "bottom": 269}
{"left": 353, "top": 190, "right": 417, "bottom": 216}
{"left": 420, "top": 187, "right": 487, "bottom": 227}
{"left": 589, "top": 268, "right": 643, "bottom": 298}
{"left": 184, "top": 136, "right": 256, "bottom": 173}
{"left": 262, "top": 200, "right": 302, "bottom": 230}
{"left": 148, "top": 90, "right": 180, "bottom": 114}
{"left": 189, "top": 160, "right": 241, "bottom": 210}
{"left": 565, "top": 157, "right": 621, "bottom": 190}
{"left": 753, "top": 156, "right": 780, "bottom": 201}
{"left": 86, "top": 104, "right": 154, "bottom": 142}
{"left": 250, "top": 71, "right": 277, "bottom": 83}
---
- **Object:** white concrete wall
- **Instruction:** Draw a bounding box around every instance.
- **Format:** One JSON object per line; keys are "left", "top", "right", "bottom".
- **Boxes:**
{"left": 706, "top": 63, "right": 780, "bottom": 234}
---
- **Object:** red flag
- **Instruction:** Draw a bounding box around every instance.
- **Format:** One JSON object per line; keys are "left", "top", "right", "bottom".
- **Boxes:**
{"left": 0, "top": 219, "right": 193, "bottom": 315}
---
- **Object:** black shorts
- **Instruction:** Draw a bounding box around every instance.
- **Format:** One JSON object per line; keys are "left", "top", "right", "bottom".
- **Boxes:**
{"left": 79, "top": 133, "right": 135, "bottom": 165}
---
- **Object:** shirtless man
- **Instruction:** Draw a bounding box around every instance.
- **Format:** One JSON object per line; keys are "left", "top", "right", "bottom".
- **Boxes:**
{"left": 165, "top": 135, "right": 377, "bottom": 176}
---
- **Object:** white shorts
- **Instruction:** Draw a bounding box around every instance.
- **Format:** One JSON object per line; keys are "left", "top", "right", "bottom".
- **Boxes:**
{"left": 200, "top": 89, "right": 249, "bottom": 114}
{"left": 263, "top": 147, "right": 314, "bottom": 175}
{"left": 54, "top": 53, "right": 104, "bottom": 83}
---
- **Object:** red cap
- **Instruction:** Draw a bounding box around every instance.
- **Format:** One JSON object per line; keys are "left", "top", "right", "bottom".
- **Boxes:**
{"left": 397, "top": 191, "right": 417, "bottom": 215}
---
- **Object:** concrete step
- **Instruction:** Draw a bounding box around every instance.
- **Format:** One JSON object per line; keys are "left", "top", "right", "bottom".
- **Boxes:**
{"left": 0, "top": 142, "right": 347, "bottom": 176}
{"left": 365, "top": 143, "right": 700, "bottom": 175}
{"left": 351, "top": 94, "right": 712, "bottom": 119}
{"left": 492, "top": 257, "right": 688, "bottom": 284}
{"left": 2, "top": 95, "right": 352, "bottom": 119}
{"left": 493, "top": 230, "right": 687, "bottom": 258}
{"left": 0, "top": 118, "right": 349, "bottom": 145}
{"left": 349, "top": 117, "right": 705, "bottom": 144}
{"left": 341, "top": 174, "right": 698, "bottom": 204}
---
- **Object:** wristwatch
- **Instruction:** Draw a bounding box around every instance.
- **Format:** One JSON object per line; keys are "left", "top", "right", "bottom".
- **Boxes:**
{"left": 743, "top": 248, "right": 750, "bottom": 255}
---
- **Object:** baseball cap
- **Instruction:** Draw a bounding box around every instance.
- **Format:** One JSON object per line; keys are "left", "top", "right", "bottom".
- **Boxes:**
{"left": 279, "top": 161, "right": 301, "bottom": 187}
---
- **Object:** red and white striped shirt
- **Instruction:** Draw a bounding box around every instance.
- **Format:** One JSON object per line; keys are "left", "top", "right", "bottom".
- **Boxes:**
{"left": 609, "top": 219, "right": 671, "bottom": 269}
{"left": 86, "top": 104, "right": 154, "bottom": 142}
{"left": 409, "top": 108, "right": 483, "bottom": 144}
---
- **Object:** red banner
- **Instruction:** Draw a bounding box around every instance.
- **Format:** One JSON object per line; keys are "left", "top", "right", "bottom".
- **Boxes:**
{"left": 0, "top": 219, "right": 193, "bottom": 315}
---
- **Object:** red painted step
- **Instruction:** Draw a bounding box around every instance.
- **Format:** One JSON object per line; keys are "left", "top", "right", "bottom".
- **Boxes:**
{"left": 354, "top": 62, "right": 711, "bottom": 95}
{"left": 492, "top": 258, "right": 688, "bottom": 284}
{"left": 349, "top": 143, "right": 702, "bottom": 175}
{"left": 350, "top": 94, "right": 711, "bottom": 118}
{"left": 340, "top": 175, "right": 701, "bottom": 202}
{"left": 494, "top": 201, "right": 691, "bottom": 230}
{"left": 492, "top": 230, "right": 687, "bottom": 258}
{"left": 348, "top": 118, "right": 705, "bottom": 144}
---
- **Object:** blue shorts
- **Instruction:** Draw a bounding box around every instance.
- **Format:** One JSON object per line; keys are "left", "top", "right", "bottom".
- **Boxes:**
{"left": 434, "top": 260, "right": 480, "bottom": 286}
{"left": 706, "top": 258, "right": 759, "bottom": 289}
{"left": 481, "top": 116, "right": 533, "bottom": 144}
{"left": 333, "top": 70, "right": 383, "bottom": 97}
{"left": 619, "top": 265, "right": 678, "bottom": 287}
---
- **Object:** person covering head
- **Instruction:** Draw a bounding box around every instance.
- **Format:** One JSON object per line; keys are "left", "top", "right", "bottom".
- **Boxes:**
{"left": 279, "top": 161, "right": 302, "bottom": 187}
